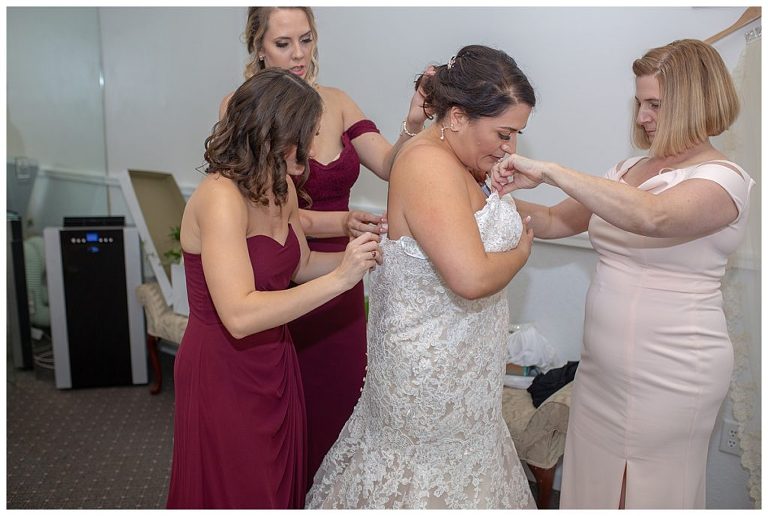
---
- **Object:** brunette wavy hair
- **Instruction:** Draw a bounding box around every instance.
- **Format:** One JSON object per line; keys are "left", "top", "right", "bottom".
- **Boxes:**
{"left": 204, "top": 68, "right": 322, "bottom": 207}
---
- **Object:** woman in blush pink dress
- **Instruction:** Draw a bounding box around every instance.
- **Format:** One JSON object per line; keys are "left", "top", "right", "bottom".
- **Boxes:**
{"left": 220, "top": 7, "right": 429, "bottom": 488}
{"left": 492, "top": 39, "right": 755, "bottom": 509}
{"left": 167, "top": 68, "right": 381, "bottom": 509}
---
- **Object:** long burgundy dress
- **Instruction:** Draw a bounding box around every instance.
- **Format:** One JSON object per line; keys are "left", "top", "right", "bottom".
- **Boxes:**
{"left": 167, "top": 225, "right": 306, "bottom": 509}
{"left": 288, "top": 119, "right": 379, "bottom": 488}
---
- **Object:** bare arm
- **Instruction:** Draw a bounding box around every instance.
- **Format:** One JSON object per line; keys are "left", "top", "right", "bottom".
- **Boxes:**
{"left": 381, "top": 68, "right": 434, "bottom": 176}
{"left": 193, "top": 178, "right": 377, "bottom": 339}
{"left": 298, "top": 208, "right": 385, "bottom": 239}
{"left": 491, "top": 156, "right": 592, "bottom": 238}
{"left": 513, "top": 197, "right": 593, "bottom": 239}
{"left": 339, "top": 82, "right": 429, "bottom": 181}
{"left": 497, "top": 154, "right": 740, "bottom": 238}
{"left": 290, "top": 190, "right": 382, "bottom": 283}
{"left": 391, "top": 146, "right": 533, "bottom": 300}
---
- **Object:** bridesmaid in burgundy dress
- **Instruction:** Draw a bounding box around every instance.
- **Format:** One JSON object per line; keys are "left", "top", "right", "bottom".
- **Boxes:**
{"left": 220, "top": 7, "right": 430, "bottom": 487}
{"left": 167, "top": 68, "right": 381, "bottom": 509}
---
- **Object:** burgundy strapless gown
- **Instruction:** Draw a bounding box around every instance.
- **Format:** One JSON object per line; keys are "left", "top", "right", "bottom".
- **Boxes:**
{"left": 288, "top": 119, "right": 379, "bottom": 489}
{"left": 167, "top": 225, "right": 306, "bottom": 509}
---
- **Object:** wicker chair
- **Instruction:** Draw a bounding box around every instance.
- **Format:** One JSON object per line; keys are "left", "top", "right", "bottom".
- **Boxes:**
{"left": 501, "top": 382, "right": 573, "bottom": 509}
{"left": 135, "top": 282, "right": 187, "bottom": 394}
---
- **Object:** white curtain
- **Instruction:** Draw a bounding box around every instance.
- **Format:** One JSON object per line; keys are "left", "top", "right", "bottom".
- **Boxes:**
{"left": 718, "top": 32, "right": 761, "bottom": 509}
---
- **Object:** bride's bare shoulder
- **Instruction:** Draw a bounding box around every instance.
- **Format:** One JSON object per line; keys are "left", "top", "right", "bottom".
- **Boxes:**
{"left": 391, "top": 140, "right": 465, "bottom": 188}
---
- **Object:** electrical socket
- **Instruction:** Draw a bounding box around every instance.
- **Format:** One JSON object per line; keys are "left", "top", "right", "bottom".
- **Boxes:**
{"left": 719, "top": 419, "right": 741, "bottom": 456}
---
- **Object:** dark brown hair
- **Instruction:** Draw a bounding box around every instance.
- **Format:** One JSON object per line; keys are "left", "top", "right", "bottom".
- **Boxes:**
{"left": 420, "top": 44, "right": 536, "bottom": 121}
{"left": 204, "top": 68, "right": 322, "bottom": 207}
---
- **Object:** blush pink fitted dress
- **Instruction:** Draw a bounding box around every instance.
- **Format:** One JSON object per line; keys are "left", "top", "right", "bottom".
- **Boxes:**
{"left": 560, "top": 158, "right": 755, "bottom": 509}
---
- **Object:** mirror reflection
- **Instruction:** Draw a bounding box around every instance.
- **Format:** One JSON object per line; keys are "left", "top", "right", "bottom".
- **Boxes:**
{"left": 7, "top": 7, "right": 109, "bottom": 233}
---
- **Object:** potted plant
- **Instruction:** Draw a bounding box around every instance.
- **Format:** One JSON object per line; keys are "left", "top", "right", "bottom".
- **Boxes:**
{"left": 164, "top": 226, "right": 188, "bottom": 316}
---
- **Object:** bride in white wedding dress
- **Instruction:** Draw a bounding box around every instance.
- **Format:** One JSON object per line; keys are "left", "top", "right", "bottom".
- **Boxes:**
{"left": 306, "top": 45, "right": 538, "bottom": 510}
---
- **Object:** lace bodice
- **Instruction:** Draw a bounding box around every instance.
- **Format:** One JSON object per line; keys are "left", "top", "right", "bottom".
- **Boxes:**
{"left": 306, "top": 193, "right": 534, "bottom": 509}
{"left": 394, "top": 191, "right": 523, "bottom": 259}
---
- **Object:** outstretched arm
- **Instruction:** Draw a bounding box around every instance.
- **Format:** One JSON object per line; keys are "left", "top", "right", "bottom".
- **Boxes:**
{"left": 491, "top": 157, "right": 592, "bottom": 239}
{"left": 290, "top": 189, "right": 382, "bottom": 284}
{"left": 513, "top": 198, "right": 593, "bottom": 239}
{"left": 495, "top": 154, "right": 741, "bottom": 238}
{"left": 298, "top": 208, "right": 386, "bottom": 239}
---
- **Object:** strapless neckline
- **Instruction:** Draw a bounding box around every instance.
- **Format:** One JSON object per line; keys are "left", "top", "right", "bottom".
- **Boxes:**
{"left": 386, "top": 192, "right": 516, "bottom": 254}
{"left": 245, "top": 223, "right": 296, "bottom": 248}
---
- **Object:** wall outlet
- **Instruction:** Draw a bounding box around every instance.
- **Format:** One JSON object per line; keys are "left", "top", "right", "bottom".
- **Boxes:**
{"left": 719, "top": 419, "right": 741, "bottom": 456}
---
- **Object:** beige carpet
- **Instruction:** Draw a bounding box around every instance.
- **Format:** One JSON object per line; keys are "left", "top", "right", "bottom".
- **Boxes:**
{"left": 6, "top": 348, "right": 175, "bottom": 509}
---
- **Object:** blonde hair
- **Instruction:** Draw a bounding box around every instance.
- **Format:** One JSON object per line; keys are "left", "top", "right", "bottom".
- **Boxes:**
{"left": 243, "top": 7, "right": 320, "bottom": 86}
{"left": 631, "top": 39, "right": 739, "bottom": 158}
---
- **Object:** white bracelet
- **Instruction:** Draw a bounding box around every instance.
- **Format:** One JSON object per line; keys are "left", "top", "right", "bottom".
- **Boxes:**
{"left": 401, "top": 120, "right": 420, "bottom": 137}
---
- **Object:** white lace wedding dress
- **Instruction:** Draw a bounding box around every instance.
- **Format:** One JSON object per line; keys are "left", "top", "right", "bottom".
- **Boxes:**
{"left": 306, "top": 192, "right": 536, "bottom": 509}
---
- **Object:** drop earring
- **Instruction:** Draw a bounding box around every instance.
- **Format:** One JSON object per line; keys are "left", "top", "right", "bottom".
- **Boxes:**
{"left": 440, "top": 123, "right": 458, "bottom": 141}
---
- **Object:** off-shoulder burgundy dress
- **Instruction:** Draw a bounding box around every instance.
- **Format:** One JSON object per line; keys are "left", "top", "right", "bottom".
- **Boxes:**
{"left": 288, "top": 119, "right": 379, "bottom": 488}
{"left": 167, "top": 225, "right": 306, "bottom": 509}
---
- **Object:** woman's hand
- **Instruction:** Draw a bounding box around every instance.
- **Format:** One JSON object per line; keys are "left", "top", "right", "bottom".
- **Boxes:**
{"left": 516, "top": 215, "right": 535, "bottom": 261}
{"left": 405, "top": 66, "right": 436, "bottom": 132}
{"left": 333, "top": 232, "right": 382, "bottom": 290}
{"left": 345, "top": 210, "right": 387, "bottom": 238}
{"left": 491, "top": 154, "right": 551, "bottom": 196}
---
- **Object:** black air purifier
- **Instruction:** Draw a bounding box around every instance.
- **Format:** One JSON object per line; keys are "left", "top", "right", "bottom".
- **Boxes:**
{"left": 44, "top": 226, "right": 147, "bottom": 389}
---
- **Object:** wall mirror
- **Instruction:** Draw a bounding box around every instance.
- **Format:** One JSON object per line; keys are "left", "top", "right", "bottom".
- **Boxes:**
{"left": 6, "top": 7, "right": 109, "bottom": 233}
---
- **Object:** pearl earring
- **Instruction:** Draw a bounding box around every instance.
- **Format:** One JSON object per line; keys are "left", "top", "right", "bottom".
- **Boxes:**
{"left": 440, "top": 123, "right": 458, "bottom": 141}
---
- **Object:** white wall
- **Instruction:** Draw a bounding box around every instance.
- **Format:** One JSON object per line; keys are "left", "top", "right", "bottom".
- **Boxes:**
{"left": 99, "top": 7, "right": 247, "bottom": 190}
{"left": 95, "top": 6, "right": 753, "bottom": 204}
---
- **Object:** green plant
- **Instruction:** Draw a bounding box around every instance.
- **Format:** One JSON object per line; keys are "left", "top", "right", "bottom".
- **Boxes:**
{"left": 163, "top": 225, "right": 182, "bottom": 265}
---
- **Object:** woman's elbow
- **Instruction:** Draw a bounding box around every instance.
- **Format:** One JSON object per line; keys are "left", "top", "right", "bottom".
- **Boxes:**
{"left": 629, "top": 199, "right": 671, "bottom": 237}
{"left": 220, "top": 313, "right": 250, "bottom": 340}
{"left": 447, "top": 276, "right": 492, "bottom": 301}
{"left": 636, "top": 211, "right": 666, "bottom": 237}
{"left": 458, "top": 288, "right": 488, "bottom": 301}
{"left": 298, "top": 213, "right": 313, "bottom": 235}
